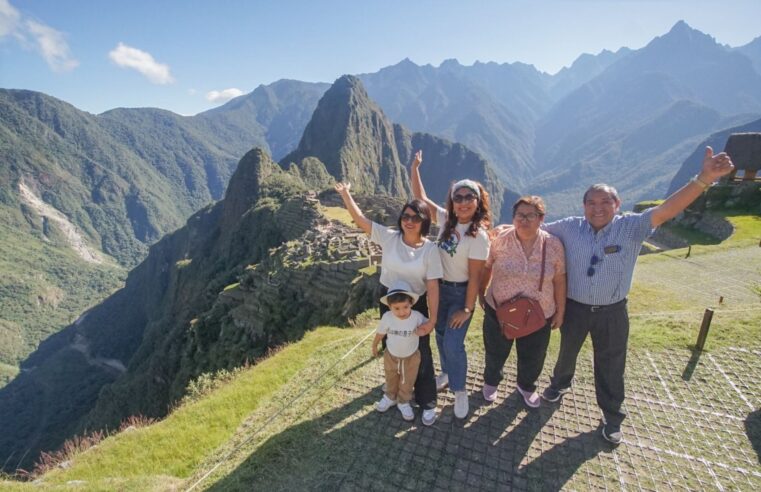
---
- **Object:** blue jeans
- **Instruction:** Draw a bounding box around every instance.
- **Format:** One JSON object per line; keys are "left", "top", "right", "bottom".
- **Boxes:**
{"left": 435, "top": 282, "right": 472, "bottom": 392}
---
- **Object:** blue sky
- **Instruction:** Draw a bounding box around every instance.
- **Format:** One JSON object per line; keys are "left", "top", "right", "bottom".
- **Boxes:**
{"left": 2, "top": 0, "right": 760, "bottom": 116}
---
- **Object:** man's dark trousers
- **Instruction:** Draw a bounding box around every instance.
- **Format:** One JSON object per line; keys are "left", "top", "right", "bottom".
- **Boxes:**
{"left": 549, "top": 298, "right": 629, "bottom": 427}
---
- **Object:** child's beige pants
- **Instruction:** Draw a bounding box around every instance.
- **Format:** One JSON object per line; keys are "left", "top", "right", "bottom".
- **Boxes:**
{"left": 384, "top": 350, "right": 421, "bottom": 404}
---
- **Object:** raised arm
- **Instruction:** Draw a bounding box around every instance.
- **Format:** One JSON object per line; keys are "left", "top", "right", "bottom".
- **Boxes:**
{"left": 650, "top": 147, "right": 734, "bottom": 227}
{"left": 410, "top": 150, "right": 442, "bottom": 223}
{"left": 334, "top": 182, "right": 372, "bottom": 235}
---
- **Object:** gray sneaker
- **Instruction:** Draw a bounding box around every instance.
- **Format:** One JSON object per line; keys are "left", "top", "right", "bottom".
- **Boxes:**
{"left": 602, "top": 423, "right": 623, "bottom": 444}
{"left": 422, "top": 407, "right": 437, "bottom": 426}
{"left": 541, "top": 386, "right": 570, "bottom": 403}
{"left": 601, "top": 416, "right": 623, "bottom": 444}
{"left": 454, "top": 391, "right": 469, "bottom": 419}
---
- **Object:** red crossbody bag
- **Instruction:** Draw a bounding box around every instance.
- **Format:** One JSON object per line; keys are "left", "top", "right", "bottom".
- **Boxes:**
{"left": 493, "top": 237, "right": 547, "bottom": 340}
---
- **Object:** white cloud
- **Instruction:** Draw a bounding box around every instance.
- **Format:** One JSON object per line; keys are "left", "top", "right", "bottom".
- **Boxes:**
{"left": 1, "top": 0, "right": 78, "bottom": 72}
{"left": 25, "top": 19, "right": 78, "bottom": 72}
{"left": 0, "top": 0, "right": 20, "bottom": 38}
{"left": 206, "top": 88, "right": 243, "bottom": 104}
{"left": 108, "top": 42, "right": 174, "bottom": 84}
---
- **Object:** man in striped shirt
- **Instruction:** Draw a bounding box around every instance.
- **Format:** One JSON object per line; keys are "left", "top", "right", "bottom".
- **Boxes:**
{"left": 540, "top": 147, "right": 734, "bottom": 444}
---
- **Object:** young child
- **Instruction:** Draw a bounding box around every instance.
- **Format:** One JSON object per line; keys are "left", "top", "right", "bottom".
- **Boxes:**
{"left": 372, "top": 280, "right": 427, "bottom": 421}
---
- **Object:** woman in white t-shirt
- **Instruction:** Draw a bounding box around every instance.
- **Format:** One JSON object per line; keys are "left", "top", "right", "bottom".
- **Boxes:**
{"left": 334, "top": 182, "right": 443, "bottom": 426}
{"left": 410, "top": 150, "right": 491, "bottom": 419}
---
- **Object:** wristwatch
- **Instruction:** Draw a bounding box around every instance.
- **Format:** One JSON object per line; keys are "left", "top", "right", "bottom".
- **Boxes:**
{"left": 463, "top": 307, "right": 474, "bottom": 314}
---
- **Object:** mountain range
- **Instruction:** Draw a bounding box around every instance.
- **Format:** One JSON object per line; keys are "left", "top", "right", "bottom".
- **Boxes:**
{"left": 0, "top": 74, "right": 518, "bottom": 471}
{"left": 2, "top": 20, "right": 761, "bottom": 470}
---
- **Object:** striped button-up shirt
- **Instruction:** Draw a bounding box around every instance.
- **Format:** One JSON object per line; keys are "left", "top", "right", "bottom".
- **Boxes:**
{"left": 544, "top": 209, "right": 655, "bottom": 305}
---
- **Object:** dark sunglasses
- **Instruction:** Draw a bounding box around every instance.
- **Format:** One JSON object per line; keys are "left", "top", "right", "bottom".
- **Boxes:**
{"left": 453, "top": 193, "right": 478, "bottom": 204}
{"left": 587, "top": 254, "right": 601, "bottom": 277}
{"left": 401, "top": 213, "right": 423, "bottom": 223}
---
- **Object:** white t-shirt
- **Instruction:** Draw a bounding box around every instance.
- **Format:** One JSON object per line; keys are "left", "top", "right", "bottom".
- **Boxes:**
{"left": 371, "top": 223, "right": 443, "bottom": 294}
{"left": 435, "top": 208, "right": 490, "bottom": 282}
{"left": 377, "top": 310, "right": 427, "bottom": 358}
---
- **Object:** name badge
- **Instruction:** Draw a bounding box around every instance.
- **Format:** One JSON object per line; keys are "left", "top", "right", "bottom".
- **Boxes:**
{"left": 604, "top": 245, "right": 621, "bottom": 254}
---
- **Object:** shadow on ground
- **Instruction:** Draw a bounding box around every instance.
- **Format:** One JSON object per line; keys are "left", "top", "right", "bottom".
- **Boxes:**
{"left": 746, "top": 409, "right": 761, "bottom": 465}
{"left": 206, "top": 384, "right": 606, "bottom": 491}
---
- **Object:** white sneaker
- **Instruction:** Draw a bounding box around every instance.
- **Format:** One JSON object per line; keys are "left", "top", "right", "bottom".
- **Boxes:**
{"left": 398, "top": 403, "right": 414, "bottom": 421}
{"left": 422, "top": 407, "right": 438, "bottom": 426}
{"left": 376, "top": 395, "right": 396, "bottom": 412}
{"left": 435, "top": 373, "right": 449, "bottom": 391}
{"left": 454, "top": 391, "right": 469, "bottom": 419}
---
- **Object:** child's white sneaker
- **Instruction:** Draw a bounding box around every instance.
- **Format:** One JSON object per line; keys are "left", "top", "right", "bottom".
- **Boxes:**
{"left": 397, "top": 402, "right": 414, "bottom": 421}
{"left": 454, "top": 390, "right": 469, "bottom": 419}
{"left": 376, "top": 395, "right": 397, "bottom": 412}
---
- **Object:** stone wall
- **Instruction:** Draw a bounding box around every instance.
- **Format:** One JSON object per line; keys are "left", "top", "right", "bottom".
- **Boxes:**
{"left": 203, "top": 192, "right": 381, "bottom": 358}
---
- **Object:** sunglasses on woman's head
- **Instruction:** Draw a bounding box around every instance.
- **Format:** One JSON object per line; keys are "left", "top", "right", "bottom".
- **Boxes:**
{"left": 453, "top": 193, "right": 478, "bottom": 204}
{"left": 401, "top": 213, "right": 423, "bottom": 223}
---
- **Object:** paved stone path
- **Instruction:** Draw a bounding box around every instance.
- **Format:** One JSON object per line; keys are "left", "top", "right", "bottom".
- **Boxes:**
{"left": 316, "top": 343, "right": 761, "bottom": 491}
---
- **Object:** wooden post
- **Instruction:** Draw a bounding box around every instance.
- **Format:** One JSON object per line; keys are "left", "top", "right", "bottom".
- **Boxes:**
{"left": 695, "top": 308, "right": 714, "bottom": 351}
{"left": 719, "top": 296, "right": 724, "bottom": 304}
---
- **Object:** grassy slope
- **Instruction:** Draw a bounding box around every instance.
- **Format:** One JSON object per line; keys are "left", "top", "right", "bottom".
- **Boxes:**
{"left": 2, "top": 214, "right": 758, "bottom": 490}
{"left": 628, "top": 212, "right": 761, "bottom": 348}
{"left": 8, "top": 325, "right": 373, "bottom": 491}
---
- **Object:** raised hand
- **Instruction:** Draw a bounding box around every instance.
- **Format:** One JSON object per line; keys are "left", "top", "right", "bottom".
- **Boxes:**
{"left": 334, "top": 182, "right": 352, "bottom": 195}
{"left": 411, "top": 150, "right": 422, "bottom": 169}
{"left": 700, "top": 146, "right": 734, "bottom": 183}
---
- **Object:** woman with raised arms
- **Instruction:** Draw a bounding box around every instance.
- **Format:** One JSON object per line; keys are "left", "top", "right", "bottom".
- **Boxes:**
{"left": 410, "top": 150, "right": 491, "bottom": 419}
{"left": 335, "top": 181, "right": 443, "bottom": 425}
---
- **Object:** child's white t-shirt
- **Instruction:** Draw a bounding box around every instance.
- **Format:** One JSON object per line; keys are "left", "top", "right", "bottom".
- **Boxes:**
{"left": 377, "top": 310, "right": 427, "bottom": 358}
{"left": 435, "top": 208, "right": 490, "bottom": 283}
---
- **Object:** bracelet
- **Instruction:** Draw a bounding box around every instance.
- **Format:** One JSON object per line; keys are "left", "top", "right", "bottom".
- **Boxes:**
{"left": 690, "top": 174, "right": 711, "bottom": 190}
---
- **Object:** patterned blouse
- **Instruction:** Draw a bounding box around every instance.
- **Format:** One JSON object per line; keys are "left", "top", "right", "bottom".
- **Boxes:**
{"left": 485, "top": 228, "right": 566, "bottom": 317}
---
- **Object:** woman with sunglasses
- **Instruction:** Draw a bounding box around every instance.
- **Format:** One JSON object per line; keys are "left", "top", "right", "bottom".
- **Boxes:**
{"left": 410, "top": 150, "right": 491, "bottom": 419}
{"left": 479, "top": 196, "right": 566, "bottom": 408}
{"left": 334, "top": 181, "right": 443, "bottom": 426}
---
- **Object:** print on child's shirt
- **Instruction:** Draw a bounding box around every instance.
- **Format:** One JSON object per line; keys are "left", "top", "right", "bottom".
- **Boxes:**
{"left": 388, "top": 329, "right": 415, "bottom": 336}
{"left": 438, "top": 229, "right": 461, "bottom": 257}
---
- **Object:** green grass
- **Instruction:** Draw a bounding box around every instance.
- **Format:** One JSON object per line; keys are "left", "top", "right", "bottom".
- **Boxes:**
{"left": 0, "top": 363, "right": 18, "bottom": 384}
{"left": 26, "top": 325, "right": 370, "bottom": 491}
{"left": 222, "top": 282, "right": 239, "bottom": 292}
{"left": 320, "top": 206, "right": 355, "bottom": 227}
{"left": 721, "top": 212, "right": 761, "bottom": 244}
{"left": 358, "top": 264, "right": 377, "bottom": 276}
{"left": 626, "top": 212, "right": 761, "bottom": 349}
